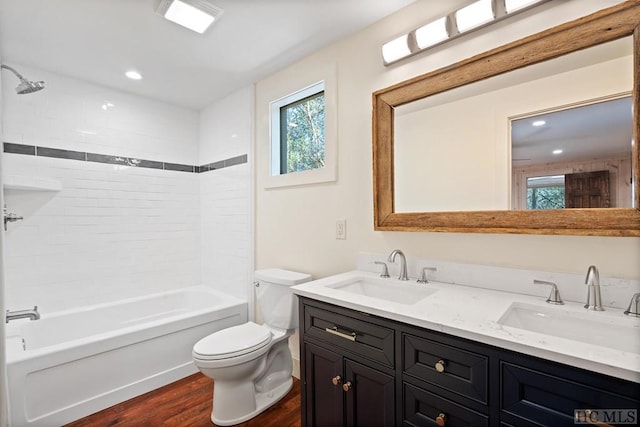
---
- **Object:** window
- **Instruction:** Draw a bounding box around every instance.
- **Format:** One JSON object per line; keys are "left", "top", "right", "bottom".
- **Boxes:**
{"left": 271, "top": 82, "right": 325, "bottom": 176}
{"left": 527, "top": 175, "right": 565, "bottom": 209}
{"left": 264, "top": 64, "right": 337, "bottom": 189}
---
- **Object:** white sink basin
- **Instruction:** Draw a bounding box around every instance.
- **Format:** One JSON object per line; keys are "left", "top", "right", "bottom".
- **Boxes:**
{"left": 328, "top": 277, "right": 437, "bottom": 305}
{"left": 498, "top": 302, "right": 640, "bottom": 354}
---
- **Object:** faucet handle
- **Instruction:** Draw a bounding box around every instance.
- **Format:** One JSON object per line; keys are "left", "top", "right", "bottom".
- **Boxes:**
{"left": 623, "top": 293, "right": 640, "bottom": 317}
{"left": 534, "top": 280, "right": 564, "bottom": 305}
{"left": 374, "top": 261, "right": 390, "bottom": 278}
{"left": 417, "top": 267, "right": 437, "bottom": 284}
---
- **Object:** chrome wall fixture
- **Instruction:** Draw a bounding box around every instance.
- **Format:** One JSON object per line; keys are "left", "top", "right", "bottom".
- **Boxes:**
{"left": 382, "top": 0, "right": 550, "bottom": 66}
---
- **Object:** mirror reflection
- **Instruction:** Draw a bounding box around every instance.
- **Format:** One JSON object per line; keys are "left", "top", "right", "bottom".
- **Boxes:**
{"left": 511, "top": 96, "right": 633, "bottom": 210}
{"left": 393, "top": 37, "right": 633, "bottom": 213}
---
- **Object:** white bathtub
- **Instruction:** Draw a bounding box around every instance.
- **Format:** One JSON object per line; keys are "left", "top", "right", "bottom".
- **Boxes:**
{"left": 5, "top": 286, "right": 247, "bottom": 427}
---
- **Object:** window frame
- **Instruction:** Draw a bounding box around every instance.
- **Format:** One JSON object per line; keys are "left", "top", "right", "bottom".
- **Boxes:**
{"left": 265, "top": 66, "right": 337, "bottom": 189}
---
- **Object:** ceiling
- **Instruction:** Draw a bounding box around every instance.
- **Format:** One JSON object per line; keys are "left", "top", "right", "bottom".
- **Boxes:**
{"left": 0, "top": 0, "right": 415, "bottom": 110}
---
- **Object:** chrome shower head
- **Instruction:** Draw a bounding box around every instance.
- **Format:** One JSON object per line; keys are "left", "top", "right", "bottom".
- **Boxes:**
{"left": 1, "top": 64, "right": 45, "bottom": 94}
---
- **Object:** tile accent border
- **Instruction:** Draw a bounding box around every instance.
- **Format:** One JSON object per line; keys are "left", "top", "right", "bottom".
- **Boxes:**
{"left": 3, "top": 142, "right": 247, "bottom": 174}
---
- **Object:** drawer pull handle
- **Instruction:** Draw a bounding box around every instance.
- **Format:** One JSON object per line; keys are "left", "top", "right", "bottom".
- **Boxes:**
{"left": 325, "top": 326, "right": 357, "bottom": 341}
{"left": 342, "top": 381, "right": 352, "bottom": 392}
{"left": 435, "top": 359, "right": 446, "bottom": 373}
{"left": 331, "top": 375, "right": 342, "bottom": 386}
{"left": 435, "top": 412, "right": 447, "bottom": 426}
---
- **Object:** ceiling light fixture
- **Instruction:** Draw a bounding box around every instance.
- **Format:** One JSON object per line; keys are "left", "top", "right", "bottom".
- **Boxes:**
{"left": 532, "top": 120, "right": 546, "bottom": 127}
{"left": 156, "top": 0, "right": 224, "bottom": 34}
{"left": 382, "top": 0, "right": 549, "bottom": 66}
{"left": 125, "top": 70, "right": 142, "bottom": 80}
{"left": 552, "top": 149, "right": 563, "bottom": 155}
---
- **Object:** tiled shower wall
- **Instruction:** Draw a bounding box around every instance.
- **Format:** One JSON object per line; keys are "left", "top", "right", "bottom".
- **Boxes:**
{"left": 2, "top": 65, "right": 251, "bottom": 312}
{"left": 199, "top": 87, "right": 252, "bottom": 302}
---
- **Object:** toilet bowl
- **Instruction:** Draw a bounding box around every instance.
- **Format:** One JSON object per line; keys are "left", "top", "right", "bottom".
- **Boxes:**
{"left": 192, "top": 269, "right": 311, "bottom": 426}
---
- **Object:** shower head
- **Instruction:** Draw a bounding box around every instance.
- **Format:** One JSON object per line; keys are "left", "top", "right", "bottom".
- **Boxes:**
{"left": 1, "top": 64, "right": 45, "bottom": 94}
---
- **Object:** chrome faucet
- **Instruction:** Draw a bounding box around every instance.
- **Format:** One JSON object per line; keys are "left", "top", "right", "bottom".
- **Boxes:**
{"left": 623, "top": 293, "right": 640, "bottom": 317}
{"left": 584, "top": 265, "right": 604, "bottom": 311}
{"left": 533, "top": 280, "right": 564, "bottom": 305}
{"left": 387, "top": 249, "right": 409, "bottom": 281}
{"left": 6, "top": 306, "right": 40, "bottom": 323}
{"left": 3, "top": 206, "right": 23, "bottom": 231}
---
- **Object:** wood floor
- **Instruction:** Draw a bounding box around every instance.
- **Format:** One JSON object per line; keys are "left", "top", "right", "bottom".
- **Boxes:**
{"left": 64, "top": 373, "right": 302, "bottom": 427}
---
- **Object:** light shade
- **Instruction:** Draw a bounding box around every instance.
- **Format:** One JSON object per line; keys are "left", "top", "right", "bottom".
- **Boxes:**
{"left": 156, "top": 0, "right": 223, "bottom": 34}
{"left": 382, "top": 34, "right": 411, "bottom": 64}
{"left": 455, "top": 0, "right": 494, "bottom": 33}
{"left": 415, "top": 17, "right": 448, "bottom": 49}
{"left": 505, "top": 0, "right": 544, "bottom": 13}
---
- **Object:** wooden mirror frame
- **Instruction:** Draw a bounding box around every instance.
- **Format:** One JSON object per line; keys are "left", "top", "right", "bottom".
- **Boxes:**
{"left": 373, "top": 1, "right": 640, "bottom": 236}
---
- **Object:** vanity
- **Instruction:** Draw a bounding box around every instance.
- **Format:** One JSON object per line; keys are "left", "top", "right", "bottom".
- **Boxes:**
{"left": 293, "top": 270, "right": 640, "bottom": 427}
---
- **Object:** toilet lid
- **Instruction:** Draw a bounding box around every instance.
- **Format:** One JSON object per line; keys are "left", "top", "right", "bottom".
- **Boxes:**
{"left": 193, "top": 322, "right": 272, "bottom": 360}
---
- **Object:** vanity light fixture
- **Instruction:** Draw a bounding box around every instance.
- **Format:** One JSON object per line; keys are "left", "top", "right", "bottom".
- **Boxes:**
{"left": 156, "top": 0, "right": 223, "bottom": 34}
{"left": 455, "top": 0, "right": 494, "bottom": 33}
{"left": 382, "top": 0, "right": 549, "bottom": 66}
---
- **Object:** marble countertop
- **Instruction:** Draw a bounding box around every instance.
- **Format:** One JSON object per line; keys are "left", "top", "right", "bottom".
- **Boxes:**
{"left": 292, "top": 270, "right": 640, "bottom": 383}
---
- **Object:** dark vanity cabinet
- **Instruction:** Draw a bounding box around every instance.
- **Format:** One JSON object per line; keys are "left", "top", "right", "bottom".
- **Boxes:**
{"left": 301, "top": 299, "right": 396, "bottom": 426}
{"left": 299, "top": 297, "right": 640, "bottom": 427}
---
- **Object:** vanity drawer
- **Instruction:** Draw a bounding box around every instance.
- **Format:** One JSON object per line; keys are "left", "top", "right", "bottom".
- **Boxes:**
{"left": 302, "top": 300, "right": 395, "bottom": 368}
{"left": 403, "top": 333, "right": 488, "bottom": 405}
{"left": 501, "top": 361, "right": 640, "bottom": 426}
{"left": 403, "top": 383, "right": 489, "bottom": 427}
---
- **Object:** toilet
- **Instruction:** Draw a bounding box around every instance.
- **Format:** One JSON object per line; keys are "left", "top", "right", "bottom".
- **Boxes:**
{"left": 192, "top": 268, "right": 311, "bottom": 426}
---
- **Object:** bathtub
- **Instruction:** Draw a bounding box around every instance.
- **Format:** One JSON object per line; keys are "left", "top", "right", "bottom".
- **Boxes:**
{"left": 5, "top": 286, "right": 247, "bottom": 427}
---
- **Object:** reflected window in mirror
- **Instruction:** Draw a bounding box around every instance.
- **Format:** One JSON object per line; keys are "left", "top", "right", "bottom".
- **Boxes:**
{"left": 511, "top": 96, "right": 633, "bottom": 210}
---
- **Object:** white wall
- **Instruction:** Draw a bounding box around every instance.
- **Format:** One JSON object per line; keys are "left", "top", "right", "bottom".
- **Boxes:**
{"left": 255, "top": 0, "right": 639, "bottom": 286}
{"left": 0, "top": 55, "right": 9, "bottom": 427}
{"left": 2, "top": 66, "right": 202, "bottom": 311}
{"left": 199, "top": 87, "right": 253, "bottom": 303}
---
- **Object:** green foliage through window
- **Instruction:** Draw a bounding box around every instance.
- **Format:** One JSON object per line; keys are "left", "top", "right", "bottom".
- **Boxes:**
{"left": 279, "top": 92, "right": 325, "bottom": 174}
{"left": 527, "top": 175, "right": 566, "bottom": 210}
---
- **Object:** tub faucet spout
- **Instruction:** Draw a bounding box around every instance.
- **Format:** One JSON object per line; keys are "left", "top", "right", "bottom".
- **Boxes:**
{"left": 584, "top": 265, "right": 604, "bottom": 311}
{"left": 6, "top": 306, "right": 40, "bottom": 323}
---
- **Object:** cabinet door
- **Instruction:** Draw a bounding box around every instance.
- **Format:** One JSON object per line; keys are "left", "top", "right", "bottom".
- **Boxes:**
{"left": 304, "top": 342, "right": 345, "bottom": 427}
{"left": 344, "top": 359, "right": 395, "bottom": 427}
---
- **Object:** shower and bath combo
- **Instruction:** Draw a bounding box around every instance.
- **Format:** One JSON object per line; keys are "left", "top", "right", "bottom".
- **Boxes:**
{"left": 1, "top": 64, "right": 44, "bottom": 230}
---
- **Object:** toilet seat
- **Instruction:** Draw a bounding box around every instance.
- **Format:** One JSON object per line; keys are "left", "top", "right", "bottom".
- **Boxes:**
{"left": 193, "top": 322, "right": 272, "bottom": 360}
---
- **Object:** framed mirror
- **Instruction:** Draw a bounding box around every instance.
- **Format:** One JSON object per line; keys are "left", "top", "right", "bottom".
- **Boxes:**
{"left": 373, "top": 1, "right": 640, "bottom": 236}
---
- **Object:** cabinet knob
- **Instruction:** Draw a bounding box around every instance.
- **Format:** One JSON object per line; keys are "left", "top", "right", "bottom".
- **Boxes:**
{"left": 435, "top": 359, "right": 446, "bottom": 373}
{"left": 342, "top": 381, "right": 352, "bottom": 392}
{"left": 435, "top": 412, "right": 447, "bottom": 426}
{"left": 331, "top": 375, "right": 342, "bottom": 386}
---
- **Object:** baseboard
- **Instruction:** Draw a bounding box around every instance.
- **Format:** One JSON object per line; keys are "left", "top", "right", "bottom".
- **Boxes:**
{"left": 292, "top": 356, "right": 300, "bottom": 379}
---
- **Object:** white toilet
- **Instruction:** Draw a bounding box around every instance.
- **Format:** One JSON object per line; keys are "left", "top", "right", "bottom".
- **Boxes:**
{"left": 192, "top": 268, "right": 311, "bottom": 426}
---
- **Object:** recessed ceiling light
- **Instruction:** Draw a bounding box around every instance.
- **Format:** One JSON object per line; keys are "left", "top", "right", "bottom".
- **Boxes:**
{"left": 125, "top": 70, "right": 142, "bottom": 80}
{"left": 532, "top": 120, "right": 546, "bottom": 127}
{"left": 552, "top": 149, "right": 563, "bottom": 155}
{"left": 156, "top": 0, "right": 223, "bottom": 34}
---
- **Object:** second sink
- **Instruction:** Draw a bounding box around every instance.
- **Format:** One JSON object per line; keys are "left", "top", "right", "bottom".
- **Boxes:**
{"left": 498, "top": 302, "right": 640, "bottom": 354}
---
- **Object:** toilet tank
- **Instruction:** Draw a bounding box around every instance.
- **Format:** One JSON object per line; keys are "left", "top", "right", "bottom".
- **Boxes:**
{"left": 254, "top": 268, "right": 311, "bottom": 330}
